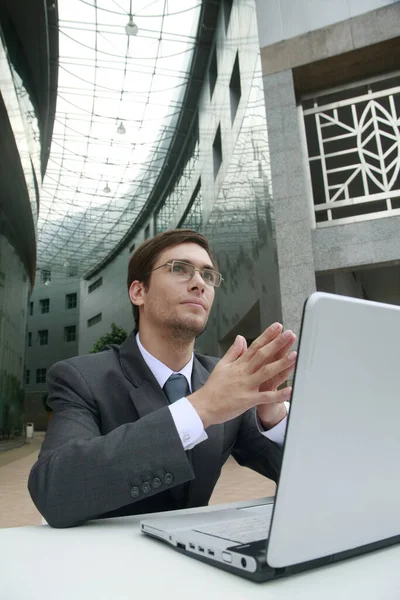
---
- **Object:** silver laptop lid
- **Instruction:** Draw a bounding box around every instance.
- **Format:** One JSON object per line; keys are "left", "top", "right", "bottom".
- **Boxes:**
{"left": 268, "top": 292, "right": 400, "bottom": 568}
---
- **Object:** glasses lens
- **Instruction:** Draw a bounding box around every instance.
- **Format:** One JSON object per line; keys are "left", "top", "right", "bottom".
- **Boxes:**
{"left": 203, "top": 269, "right": 221, "bottom": 287}
{"left": 171, "top": 261, "right": 193, "bottom": 277}
{"left": 170, "top": 262, "right": 221, "bottom": 286}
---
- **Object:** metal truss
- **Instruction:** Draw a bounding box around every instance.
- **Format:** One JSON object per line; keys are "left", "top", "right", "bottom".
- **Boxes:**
{"left": 38, "top": 0, "right": 202, "bottom": 277}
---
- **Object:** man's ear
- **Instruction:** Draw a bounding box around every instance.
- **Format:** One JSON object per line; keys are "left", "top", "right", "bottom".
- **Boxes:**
{"left": 129, "top": 280, "right": 145, "bottom": 307}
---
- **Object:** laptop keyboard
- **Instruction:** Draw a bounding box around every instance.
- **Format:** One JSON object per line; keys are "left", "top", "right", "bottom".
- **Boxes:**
{"left": 194, "top": 508, "right": 273, "bottom": 544}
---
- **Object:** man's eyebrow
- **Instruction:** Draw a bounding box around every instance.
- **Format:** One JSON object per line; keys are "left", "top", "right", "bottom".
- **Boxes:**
{"left": 170, "top": 259, "right": 216, "bottom": 270}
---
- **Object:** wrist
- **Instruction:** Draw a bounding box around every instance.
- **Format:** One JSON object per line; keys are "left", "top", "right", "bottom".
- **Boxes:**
{"left": 187, "top": 390, "right": 212, "bottom": 429}
{"left": 258, "top": 403, "right": 287, "bottom": 431}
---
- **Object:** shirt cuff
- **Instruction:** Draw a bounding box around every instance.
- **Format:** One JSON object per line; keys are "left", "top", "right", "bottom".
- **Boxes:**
{"left": 169, "top": 397, "right": 208, "bottom": 450}
{"left": 255, "top": 401, "right": 290, "bottom": 448}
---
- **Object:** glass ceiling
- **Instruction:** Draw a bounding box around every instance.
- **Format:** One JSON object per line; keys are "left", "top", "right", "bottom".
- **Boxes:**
{"left": 38, "top": 0, "right": 201, "bottom": 277}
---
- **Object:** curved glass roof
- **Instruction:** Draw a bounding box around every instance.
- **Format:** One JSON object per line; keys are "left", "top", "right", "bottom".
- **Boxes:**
{"left": 38, "top": 0, "right": 201, "bottom": 276}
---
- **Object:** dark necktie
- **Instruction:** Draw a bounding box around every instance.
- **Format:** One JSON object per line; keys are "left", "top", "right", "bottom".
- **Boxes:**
{"left": 163, "top": 373, "right": 189, "bottom": 403}
{"left": 163, "top": 373, "right": 191, "bottom": 508}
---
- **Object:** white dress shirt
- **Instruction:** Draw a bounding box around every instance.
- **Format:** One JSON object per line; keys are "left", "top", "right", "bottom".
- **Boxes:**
{"left": 136, "top": 334, "right": 289, "bottom": 451}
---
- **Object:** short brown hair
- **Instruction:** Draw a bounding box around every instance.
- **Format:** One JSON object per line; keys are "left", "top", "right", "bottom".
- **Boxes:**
{"left": 127, "top": 229, "right": 216, "bottom": 329}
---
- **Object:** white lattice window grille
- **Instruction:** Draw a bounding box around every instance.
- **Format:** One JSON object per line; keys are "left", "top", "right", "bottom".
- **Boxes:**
{"left": 302, "top": 73, "right": 400, "bottom": 226}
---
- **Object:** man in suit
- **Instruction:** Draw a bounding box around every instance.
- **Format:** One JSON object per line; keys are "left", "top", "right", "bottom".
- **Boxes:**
{"left": 28, "top": 229, "right": 296, "bottom": 528}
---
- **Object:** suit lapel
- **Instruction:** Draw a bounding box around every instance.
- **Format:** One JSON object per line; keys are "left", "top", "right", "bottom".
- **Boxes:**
{"left": 118, "top": 333, "right": 224, "bottom": 508}
{"left": 118, "top": 332, "right": 169, "bottom": 418}
{"left": 185, "top": 356, "right": 224, "bottom": 508}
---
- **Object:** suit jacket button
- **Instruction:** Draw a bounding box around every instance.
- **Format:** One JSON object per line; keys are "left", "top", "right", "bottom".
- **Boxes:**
{"left": 141, "top": 482, "right": 152, "bottom": 494}
{"left": 130, "top": 486, "right": 140, "bottom": 499}
{"left": 152, "top": 477, "right": 162, "bottom": 489}
{"left": 164, "top": 473, "right": 174, "bottom": 485}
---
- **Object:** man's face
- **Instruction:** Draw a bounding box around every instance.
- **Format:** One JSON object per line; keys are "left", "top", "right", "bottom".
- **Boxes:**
{"left": 133, "top": 243, "right": 216, "bottom": 339}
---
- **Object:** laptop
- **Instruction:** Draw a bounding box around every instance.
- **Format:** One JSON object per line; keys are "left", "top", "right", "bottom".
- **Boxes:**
{"left": 141, "top": 292, "right": 400, "bottom": 582}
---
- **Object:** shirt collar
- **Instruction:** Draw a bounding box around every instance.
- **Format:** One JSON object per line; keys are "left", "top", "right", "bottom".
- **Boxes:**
{"left": 136, "top": 333, "right": 193, "bottom": 392}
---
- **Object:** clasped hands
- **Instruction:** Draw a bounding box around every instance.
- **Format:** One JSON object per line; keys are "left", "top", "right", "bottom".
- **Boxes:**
{"left": 189, "top": 322, "right": 297, "bottom": 430}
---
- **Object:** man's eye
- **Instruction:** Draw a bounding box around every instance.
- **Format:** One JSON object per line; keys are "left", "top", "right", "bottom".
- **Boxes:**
{"left": 203, "top": 270, "right": 214, "bottom": 282}
{"left": 172, "top": 263, "right": 187, "bottom": 274}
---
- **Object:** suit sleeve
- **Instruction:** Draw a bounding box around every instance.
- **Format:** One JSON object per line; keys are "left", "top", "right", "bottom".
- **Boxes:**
{"left": 28, "top": 360, "right": 194, "bottom": 528}
{"left": 231, "top": 409, "right": 283, "bottom": 482}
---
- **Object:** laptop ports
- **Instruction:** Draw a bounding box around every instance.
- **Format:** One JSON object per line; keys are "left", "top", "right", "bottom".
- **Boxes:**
{"left": 198, "top": 546, "right": 205, "bottom": 553}
{"left": 222, "top": 552, "right": 233, "bottom": 563}
{"left": 208, "top": 550, "right": 215, "bottom": 556}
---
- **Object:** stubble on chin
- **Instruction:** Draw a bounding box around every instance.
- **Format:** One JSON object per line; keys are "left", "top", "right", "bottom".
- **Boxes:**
{"left": 167, "top": 314, "right": 208, "bottom": 343}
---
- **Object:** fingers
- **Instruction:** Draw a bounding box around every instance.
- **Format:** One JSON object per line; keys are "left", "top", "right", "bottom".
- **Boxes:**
{"left": 273, "top": 333, "right": 297, "bottom": 361}
{"left": 240, "top": 323, "right": 283, "bottom": 363}
{"left": 219, "top": 335, "right": 247, "bottom": 366}
{"left": 248, "top": 329, "right": 296, "bottom": 373}
{"left": 275, "top": 362, "right": 296, "bottom": 387}
{"left": 237, "top": 335, "right": 247, "bottom": 357}
{"left": 261, "top": 362, "right": 296, "bottom": 392}
{"left": 259, "top": 386, "right": 292, "bottom": 406}
{"left": 253, "top": 352, "right": 297, "bottom": 387}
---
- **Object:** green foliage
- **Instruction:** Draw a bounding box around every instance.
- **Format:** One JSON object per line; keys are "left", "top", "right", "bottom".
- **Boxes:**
{"left": 90, "top": 323, "right": 128, "bottom": 354}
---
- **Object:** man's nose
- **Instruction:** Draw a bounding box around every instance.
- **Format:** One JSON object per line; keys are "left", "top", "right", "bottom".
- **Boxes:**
{"left": 189, "top": 269, "right": 206, "bottom": 289}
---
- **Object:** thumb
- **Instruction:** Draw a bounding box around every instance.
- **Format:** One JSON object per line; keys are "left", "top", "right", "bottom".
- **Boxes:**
{"left": 219, "top": 335, "right": 247, "bottom": 366}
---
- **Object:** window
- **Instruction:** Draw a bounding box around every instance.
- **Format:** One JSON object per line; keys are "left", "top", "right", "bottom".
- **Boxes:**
{"left": 87, "top": 313, "right": 102, "bottom": 327}
{"left": 67, "top": 265, "right": 78, "bottom": 277}
{"left": 144, "top": 224, "right": 150, "bottom": 239}
{"left": 88, "top": 277, "right": 103, "bottom": 294}
{"left": 36, "top": 368, "right": 47, "bottom": 384}
{"left": 39, "top": 298, "right": 50, "bottom": 314}
{"left": 25, "top": 369, "right": 30, "bottom": 384}
{"left": 29, "top": 301, "right": 33, "bottom": 316}
{"left": 0, "top": 271, "right": 5, "bottom": 287}
{"left": 66, "top": 293, "right": 77, "bottom": 309}
{"left": 209, "top": 46, "right": 217, "bottom": 98}
{"left": 212, "top": 125, "right": 222, "bottom": 179}
{"left": 64, "top": 325, "right": 77, "bottom": 342}
{"left": 41, "top": 269, "right": 51, "bottom": 284}
{"left": 223, "top": 0, "right": 233, "bottom": 33}
{"left": 229, "top": 53, "right": 241, "bottom": 123}
{"left": 28, "top": 332, "right": 32, "bottom": 347}
{"left": 129, "top": 242, "right": 136, "bottom": 253}
{"left": 38, "top": 330, "right": 48, "bottom": 346}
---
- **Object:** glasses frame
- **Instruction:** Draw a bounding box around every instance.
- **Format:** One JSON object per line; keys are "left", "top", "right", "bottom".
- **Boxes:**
{"left": 145, "top": 260, "right": 224, "bottom": 288}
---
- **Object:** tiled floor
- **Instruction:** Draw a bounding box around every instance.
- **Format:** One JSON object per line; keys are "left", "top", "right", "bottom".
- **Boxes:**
{"left": 0, "top": 433, "right": 275, "bottom": 528}
{"left": 0, "top": 434, "right": 44, "bottom": 528}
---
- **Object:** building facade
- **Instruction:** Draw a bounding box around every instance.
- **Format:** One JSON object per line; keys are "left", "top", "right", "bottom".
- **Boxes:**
{"left": 22, "top": 0, "right": 400, "bottom": 431}
{"left": 0, "top": 0, "right": 57, "bottom": 438}
{"left": 255, "top": 0, "right": 400, "bottom": 335}
{"left": 78, "top": 0, "right": 400, "bottom": 361}
{"left": 24, "top": 270, "right": 80, "bottom": 429}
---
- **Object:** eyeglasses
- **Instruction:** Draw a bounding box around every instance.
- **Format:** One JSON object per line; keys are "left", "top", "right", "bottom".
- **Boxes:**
{"left": 146, "top": 260, "right": 223, "bottom": 287}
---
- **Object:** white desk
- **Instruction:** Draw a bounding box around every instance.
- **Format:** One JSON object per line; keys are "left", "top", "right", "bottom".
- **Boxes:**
{"left": 1, "top": 501, "right": 399, "bottom": 600}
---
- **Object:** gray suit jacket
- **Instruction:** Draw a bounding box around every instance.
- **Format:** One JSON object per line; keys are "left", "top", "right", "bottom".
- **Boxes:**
{"left": 28, "top": 333, "right": 283, "bottom": 528}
